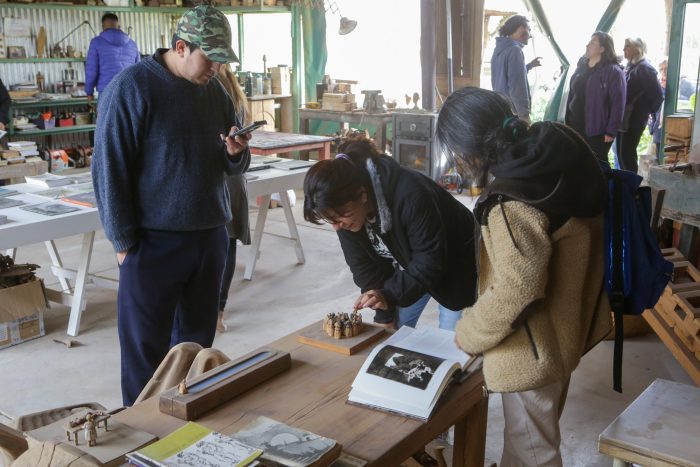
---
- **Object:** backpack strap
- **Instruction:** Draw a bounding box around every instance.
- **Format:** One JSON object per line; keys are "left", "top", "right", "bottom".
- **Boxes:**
{"left": 610, "top": 172, "right": 625, "bottom": 393}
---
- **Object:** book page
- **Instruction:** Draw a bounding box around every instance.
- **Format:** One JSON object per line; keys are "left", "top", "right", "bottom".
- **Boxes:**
{"left": 350, "top": 342, "right": 460, "bottom": 419}
{"left": 164, "top": 432, "right": 261, "bottom": 467}
{"left": 390, "top": 326, "right": 471, "bottom": 368}
{"left": 348, "top": 327, "right": 471, "bottom": 419}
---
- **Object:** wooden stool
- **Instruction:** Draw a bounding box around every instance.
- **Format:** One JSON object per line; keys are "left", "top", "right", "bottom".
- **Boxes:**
{"left": 598, "top": 379, "right": 700, "bottom": 466}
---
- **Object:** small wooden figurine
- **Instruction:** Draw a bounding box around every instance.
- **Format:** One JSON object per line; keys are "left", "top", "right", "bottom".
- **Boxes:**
{"left": 334, "top": 321, "right": 342, "bottom": 339}
{"left": 323, "top": 311, "right": 363, "bottom": 339}
{"left": 83, "top": 414, "right": 97, "bottom": 447}
{"left": 178, "top": 379, "right": 188, "bottom": 395}
{"left": 64, "top": 411, "right": 110, "bottom": 446}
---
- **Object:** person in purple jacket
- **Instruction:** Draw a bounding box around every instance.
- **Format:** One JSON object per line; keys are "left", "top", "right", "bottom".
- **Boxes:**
{"left": 565, "top": 31, "right": 626, "bottom": 164}
{"left": 85, "top": 13, "right": 140, "bottom": 101}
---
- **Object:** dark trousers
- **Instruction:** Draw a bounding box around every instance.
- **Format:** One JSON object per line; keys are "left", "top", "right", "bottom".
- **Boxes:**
{"left": 218, "top": 238, "right": 237, "bottom": 310}
{"left": 117, "top": 226, "right": 227, "bottom": 406}
{"left": 617, "top": 124, "right": 645, "bottom": 174}
{"left": 586, "top": 135, "right": 614, "bottom": 164}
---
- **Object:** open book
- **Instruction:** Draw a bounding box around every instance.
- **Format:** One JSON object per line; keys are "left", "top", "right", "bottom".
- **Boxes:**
{"left": 127, "top": 422, "right": 261, "bottom": 467}
{"left": 348, "top": 326, "right": 472, "bottom": 421}
{"left": 230, "top": 416, "right": 342, "bottom": 467}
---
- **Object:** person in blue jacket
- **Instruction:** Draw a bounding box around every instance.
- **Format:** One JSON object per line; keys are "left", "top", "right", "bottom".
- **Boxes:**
{"left": 491, "top": 14, "right": 541, "bottom": 123}
{"left": 85, "top": 13, "right": 140, "bottom": 101}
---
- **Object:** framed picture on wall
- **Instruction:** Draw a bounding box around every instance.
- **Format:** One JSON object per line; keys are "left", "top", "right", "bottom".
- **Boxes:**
{"left": 7, "top": 45, "right": 27, "bottom": 58}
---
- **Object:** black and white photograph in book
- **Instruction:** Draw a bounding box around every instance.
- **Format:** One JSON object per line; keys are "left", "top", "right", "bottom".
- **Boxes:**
{"left": 231, "top": 416, "right": 338, "bottom": 465}
{"left": 367, "top": 345, "right": 444, "bottom": 390}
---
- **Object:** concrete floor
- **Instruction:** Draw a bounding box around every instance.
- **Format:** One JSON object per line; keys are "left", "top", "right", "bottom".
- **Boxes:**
{"left": 0, "top": 192, "right": 694, "bottom": 466}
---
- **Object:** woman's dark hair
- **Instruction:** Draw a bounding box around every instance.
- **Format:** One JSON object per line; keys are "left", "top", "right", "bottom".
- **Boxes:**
{"left": 436, "top": 87, "right": 529, "bottom": 182}
{"left": 591, "top": 31, "right": 621, "bottom": 65}
{"left": 303, "top": 135, "right": 380, "bottom": 225}
{"left": 171, "top": 34, "right": 199, "bottom": 52}
{"left": 499, "top": 15, "right": 528, "bottom": 37}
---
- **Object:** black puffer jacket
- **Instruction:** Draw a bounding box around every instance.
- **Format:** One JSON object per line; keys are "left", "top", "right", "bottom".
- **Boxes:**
{"left": 337, "top": 156, "right": 478, "bottom": 321}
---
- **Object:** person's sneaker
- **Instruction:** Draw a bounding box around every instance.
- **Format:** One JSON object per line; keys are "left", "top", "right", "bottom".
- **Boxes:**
{"left": 216, "top": 311, "right": 228, "bottom": 333}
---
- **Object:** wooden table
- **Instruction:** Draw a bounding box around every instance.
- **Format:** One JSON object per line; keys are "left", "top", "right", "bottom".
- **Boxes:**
{"left": 114, "top": 321, "right": 489, "bottom": 467}
{"left": 598, "top": 378, "right": 700, "bottom": 467}
{"left": 249, "top": 131, "right": 335, "bottom": 161}
{"left": 299, "top": 108, "right": 394, "bottom": 154}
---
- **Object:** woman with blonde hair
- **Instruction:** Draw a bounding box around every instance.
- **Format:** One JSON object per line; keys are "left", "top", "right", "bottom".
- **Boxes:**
{"left": 618, "top": 37, "right": 663, "bottom": 173}
{"left": 215, "top": 64, "right": 251, "bottom": 332}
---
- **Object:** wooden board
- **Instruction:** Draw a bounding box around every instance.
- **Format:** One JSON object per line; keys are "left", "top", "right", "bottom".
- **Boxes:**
{"left": 26, "top": 411, "right": 156, "bottom": 467}
{"left": 159, "top": 348, "right": 291, "bottom": 421}
{"left": 37, "top": 27, "right": 46, "bottom": 59}
{"left": 297, "top": 324, "right": 385, "bottom": 355}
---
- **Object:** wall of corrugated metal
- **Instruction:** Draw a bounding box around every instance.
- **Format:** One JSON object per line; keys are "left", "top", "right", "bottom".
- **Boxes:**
{"left": 1, "top": 7, "right": 176, "bottom": 86}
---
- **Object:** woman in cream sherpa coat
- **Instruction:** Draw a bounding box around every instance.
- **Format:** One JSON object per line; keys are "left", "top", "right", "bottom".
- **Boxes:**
{"left": 437, "top": 87, "right": 612, "bottom": 467}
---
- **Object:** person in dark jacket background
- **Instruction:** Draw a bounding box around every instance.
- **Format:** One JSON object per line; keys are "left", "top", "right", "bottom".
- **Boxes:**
{"left": 617, "top": 37, "right": 664, "bottom": 174}
{"left": 649, "top": 59, "right": 667, "bottom": 159}
{"left": 85, "top": 13, "right": 140, "bottom": 101}
{"left": 565, "top": 31, "right": 626, "bottom": 163}
{"left": 491, "top": 14, "right": 541, "bottom": 123}
{"left": 303, "top": 135, "right": 477, "bottom": 330}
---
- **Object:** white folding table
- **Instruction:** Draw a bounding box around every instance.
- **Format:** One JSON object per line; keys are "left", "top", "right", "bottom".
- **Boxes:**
{"left": 242, "top": 166, "right": 309, "bottom": 280}
{"left": 0, "top": 184, "right": 111, "bottom": 337}
{"left": 0, "top": 167, "right": 309, "bottom": 335}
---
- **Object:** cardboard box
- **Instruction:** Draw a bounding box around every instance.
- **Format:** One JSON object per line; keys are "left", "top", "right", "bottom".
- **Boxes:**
{"left": 0, "top": 280, "right": 48, "bottom": 350}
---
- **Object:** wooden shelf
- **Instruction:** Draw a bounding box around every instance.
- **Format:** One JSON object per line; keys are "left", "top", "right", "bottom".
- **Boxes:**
{"left": 0, "top": 3, "right": 289, "bottom": 14}
{"left": 9, "top": 123, "right": 96, "bottom": 137}
{"left": 0, "top": 57, "right": 86, "bottom": 63}
{"left": 10, "top": 98, "right": 93, "bottom": 110}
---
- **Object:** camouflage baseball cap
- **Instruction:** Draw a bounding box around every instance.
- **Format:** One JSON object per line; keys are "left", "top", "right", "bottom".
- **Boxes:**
{"left": 175, "top": 5, "right": 239, "bottom": 63}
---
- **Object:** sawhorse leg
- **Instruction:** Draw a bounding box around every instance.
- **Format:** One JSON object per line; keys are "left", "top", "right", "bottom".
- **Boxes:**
{"left": 279, "top": 190, "right": 305, "bottom": 265}
{"left": 66, "top": 232, "right": 95, "bottom": 337}
{"left": 45, "top": 240, "right": 73, "bottom": 294}
{"left": 244, "top": 194, "right": 271, "bottom": 281}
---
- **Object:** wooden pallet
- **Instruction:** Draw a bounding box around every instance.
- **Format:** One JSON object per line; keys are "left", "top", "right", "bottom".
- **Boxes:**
{"left": 661, "top": 247, "right": 686, "bottom": 263}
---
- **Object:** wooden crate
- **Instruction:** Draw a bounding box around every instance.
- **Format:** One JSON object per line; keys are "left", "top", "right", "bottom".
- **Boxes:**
{"left": 661, "top": 247, "right": 686, "bottom": 263}
{"left": 665, "top": 114, "right": 694, "bottom": 140}
{"left": 643, "top": 308, "right": 700, "bottom": 386}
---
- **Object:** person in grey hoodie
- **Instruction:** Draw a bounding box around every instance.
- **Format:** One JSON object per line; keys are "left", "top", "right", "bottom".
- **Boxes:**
{"left": 85, "top": 13, "right": 140, "bottom": 101}
{"left": 491, "top": 15, "right": 541, "bottom": 123}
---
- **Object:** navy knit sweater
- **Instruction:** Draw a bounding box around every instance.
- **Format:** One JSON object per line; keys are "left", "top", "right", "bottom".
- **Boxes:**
{"left": 92, "top": 50, "right": 249, "bottom": 252}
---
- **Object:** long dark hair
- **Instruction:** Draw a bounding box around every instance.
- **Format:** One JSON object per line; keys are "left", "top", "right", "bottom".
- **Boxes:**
{"left": 436, "top": 87, "right": 530, "bottom": 182}
{"left": 591, "top": 31, "right": 621, "bottom": 65}
{"left": 303, "top": 135, "right": 380, "bottom": 225}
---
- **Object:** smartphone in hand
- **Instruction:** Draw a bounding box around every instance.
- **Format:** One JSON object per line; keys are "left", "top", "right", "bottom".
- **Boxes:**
{"left": 229, "top": 120, "right": 267, "bottom": 138}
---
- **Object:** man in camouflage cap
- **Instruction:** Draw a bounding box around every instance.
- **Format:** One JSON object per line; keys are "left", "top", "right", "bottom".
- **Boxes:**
{"left": 175, "top": 4, "right": 238, "bottom": 64}
{"left": 92, "top": 5, "right": 250, "bottom": 406}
